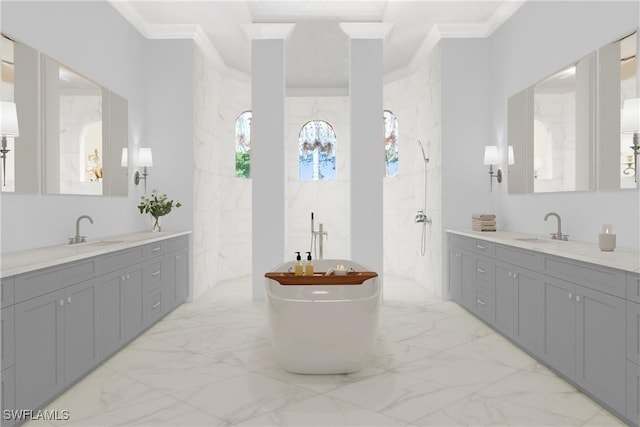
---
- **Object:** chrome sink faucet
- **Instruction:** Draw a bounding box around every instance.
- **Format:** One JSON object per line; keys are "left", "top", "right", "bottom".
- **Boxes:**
{"left": 69, "top": 215, "right": 94, "bottom": 244}
{"left": 544, "top": 212, "right": 569, "bottom": 241}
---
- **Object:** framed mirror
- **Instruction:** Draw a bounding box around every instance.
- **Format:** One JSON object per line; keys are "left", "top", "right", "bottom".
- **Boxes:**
{"left": 1, "top": 35, "right": 39, "bottom": 194}
{"left": 508, "top": 52, "right": 596, "bottom": 194}
{"left": 598, "top": 31, "right": 638, "bottom": 190}
{"left": 42, "top": 54, "right": 128, "bottom": 196}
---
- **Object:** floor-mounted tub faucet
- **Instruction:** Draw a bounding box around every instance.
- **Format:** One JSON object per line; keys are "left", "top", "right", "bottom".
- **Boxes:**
{"left": 70, "top": 215, "right": 94, "bottom": 244}
{"left": 310, "top": 212, "right": 328, "bottom": 259}
{"left": 544, "top": 212, "right": 568, "bottom": 241}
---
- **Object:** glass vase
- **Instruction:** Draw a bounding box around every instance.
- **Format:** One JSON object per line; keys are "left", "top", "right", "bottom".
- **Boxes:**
{"left": 151, "top": 216, "right": 161, "bottom": 232}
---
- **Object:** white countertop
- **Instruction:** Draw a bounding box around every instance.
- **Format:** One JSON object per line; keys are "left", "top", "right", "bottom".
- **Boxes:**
{"left": 1, "top": 231, "right": 191, "bottom": 278}
{"left": 447, "top": 229, "right": 640, "bottom": 274}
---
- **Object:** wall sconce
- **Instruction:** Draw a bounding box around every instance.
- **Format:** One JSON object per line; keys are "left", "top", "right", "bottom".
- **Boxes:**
{"left": 0, "top": 102, "right": 19, "bottom": 187}
{"left": 621, "top": 98, "right": 640, "bottom": 182}
{"left": 484, "top": 146, "right": 501, "bottom": 192}
{"left": 134, "top": 147, "right": 152, "bottom": 193}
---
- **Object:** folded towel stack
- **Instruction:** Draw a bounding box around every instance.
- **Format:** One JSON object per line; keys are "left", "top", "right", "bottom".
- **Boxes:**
{"left": 472, "top": 213, "right": 496, "bottom": 232}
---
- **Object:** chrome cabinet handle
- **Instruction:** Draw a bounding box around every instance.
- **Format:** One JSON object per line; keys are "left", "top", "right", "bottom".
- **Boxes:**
{"left": 152, "top": 301, "right": 161, "bottom": 309}
{"left": 67, "top": 297, "right": 71, "bottom": 304}
{"left": 568, "top": 292, "right": 573, "bottom": 300}
{"left": 477, "top": 268, "right": 485, "bottom": 274}
{"left": 59, "top": 299, "right": 64, "bottom": 307}
{"left": 151, "top": 247, "right": 161, "bottom": 252}
{"left": 576, "top": 295, "right": 582, "bottom": 303}
{"left": 152, "top": 270, "right": 161, "bottom": 277}
{"left": 476, "top": 244, "right": 486, "bottom": 250}
{"left": 176, "top": 255, "right": 181, "bottom": 260}
{"left": 513, "top": 273, "right": 518, "bottom": 279}
{"left": 477, "top": 299, "right": 486, "bottom": 306}
{"left": 508, "top": 271, "right": 512, "bottom": 277}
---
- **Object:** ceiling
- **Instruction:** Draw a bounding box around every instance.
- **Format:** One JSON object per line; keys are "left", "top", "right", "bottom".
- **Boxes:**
{"left": 111, "top": 1, "right": 526, "bottom": 91}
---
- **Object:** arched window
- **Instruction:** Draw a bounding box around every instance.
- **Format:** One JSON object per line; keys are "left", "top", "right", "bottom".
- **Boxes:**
{"left": 384, "top": 110, "right": 399, "bottom": 177}
{"left": 235, "top": 111, "right": 251, "bottom": 178}
{"left": 298, "top": 120, "right": 336, "bottom": 181}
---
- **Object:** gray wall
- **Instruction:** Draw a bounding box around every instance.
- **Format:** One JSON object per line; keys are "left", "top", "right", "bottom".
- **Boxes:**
{"left": 1, "top": 1, "right": 194, "bottom": 253}
{"left": 490, "top": 0, "right": 640, "bottom": 248}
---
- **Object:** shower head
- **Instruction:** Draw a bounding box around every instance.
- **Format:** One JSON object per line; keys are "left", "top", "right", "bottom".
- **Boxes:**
{"left": 417, "top": 140, "right": 429, "bottom": 162}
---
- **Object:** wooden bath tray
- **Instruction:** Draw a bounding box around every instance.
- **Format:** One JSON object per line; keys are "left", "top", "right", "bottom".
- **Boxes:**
{"left": 264, "top": 271, "right": 378, "bottom": 285}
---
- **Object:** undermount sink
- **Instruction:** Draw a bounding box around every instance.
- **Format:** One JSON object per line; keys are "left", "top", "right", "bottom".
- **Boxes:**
{"left": 514, "top": 237, "right": 547, "bottom": 243}
{"left": 89, "top": 240, "right": 125, "bottom": 246}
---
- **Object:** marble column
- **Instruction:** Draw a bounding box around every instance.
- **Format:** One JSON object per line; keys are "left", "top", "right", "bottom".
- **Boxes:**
{"left": 340, "top": 23, "right": 393, "bottom": 279}
{"left": 244, "top": 24, "right": 295, "bottom": 300}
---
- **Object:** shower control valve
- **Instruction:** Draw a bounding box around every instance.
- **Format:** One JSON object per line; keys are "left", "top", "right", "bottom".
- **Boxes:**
{"left": 415, "top": 210, "right": 431, "bottom": 224}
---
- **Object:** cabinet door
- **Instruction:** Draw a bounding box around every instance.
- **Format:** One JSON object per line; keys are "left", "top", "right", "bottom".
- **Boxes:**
{"left": 629, "top": 301, "right": 640, "bottom": 365}
{"left": 575, "top": 285, "right": 626, "bottom": 415}
{"left": 542, "top": 275, "right": 576, "bottom": 380}
{"left": 1, "top": 306, "right": 15, "bottom": 370}
{"left": 494, "top": 263, "right": 515, "bottom": 336}
{"left": 461, "top": 251, "right": 476, "bottom": 310}
{"left": 174, "top": 249, "right": 188, "bottom": 304}
{"left": 448, "top": 248, "right": 462, "bottom": 301}
{"left": 514, "top": 267, "right": 543, "bottom": 356}
{"left": 1, "top": 366, "right": 15, "bottom": 427}
{"left": 96, "top": 271, "right": 124, "bottom": 361}
{"left": 63, "top": 279, "right": 97, "bottom": 385}
{"left": 14, "top": 289, "right": 65, "bottom": 411}
{"left": 123, "top": 266, "right": 144, "bottom": 342}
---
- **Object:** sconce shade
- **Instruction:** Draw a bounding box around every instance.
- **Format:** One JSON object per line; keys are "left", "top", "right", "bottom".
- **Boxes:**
{"left": 1, "top": 102, "right": 19, "bottom": 137}
{"left": 621, "top": 98, "right": 640, "bottom": 133}
{"left": 121, "top": 148, "right": 128, "bottom": 168}
{"left": 484, "top": 146, "right": 499, "bottom": 165}
{"left": 138, "top": 147, "right": 153, "bottom": 167}
{"left": 508, "top": 146, "right": 515, "bottom": 165}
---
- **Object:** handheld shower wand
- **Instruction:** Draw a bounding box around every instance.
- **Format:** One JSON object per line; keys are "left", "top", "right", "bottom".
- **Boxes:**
{"left": 415, "top": 140, "right": 432, "bottom": 256}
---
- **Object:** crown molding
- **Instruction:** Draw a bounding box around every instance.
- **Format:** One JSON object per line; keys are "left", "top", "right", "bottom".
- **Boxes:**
{"left": 110, "top": 0, "right": 525, "bottom": 86}
{"left": 241, "top": 23, "right": 296, "bottom": 40}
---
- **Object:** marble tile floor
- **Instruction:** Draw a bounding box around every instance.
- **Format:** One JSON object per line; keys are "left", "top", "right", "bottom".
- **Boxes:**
{"left": 25, "top": 279, "right": 627, "bottom": 427}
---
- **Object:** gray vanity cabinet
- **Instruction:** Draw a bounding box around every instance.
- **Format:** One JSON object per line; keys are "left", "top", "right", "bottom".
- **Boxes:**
{"left": 162, "top": 248, "right": 188, "bottom": 315}
{"left": 542, "top": 274, "right": 626, "bottom": 415}
{"left": 1, "top": 364, "right": 16, "bottom": 427}
{"left": 96, "top": 266, "right": 144, "bottom": 361}
{"left": 494, "top": 261, "right": 543, "bottom": 356}
{"left": 1, "top": 306, "right": 16, "bottom": 427}
{"left": 14, "top": 288, "right": 66, "bottom": 411}
{"left": 448, "top": 247, "right": 475, "bottom": 310}
{"left": 14, "top": 278, "right": 97, "bottom": 412}
{"left": 123, "top": 267, "right": 144, "bottom": 342}
{"left": 62, "top": 279, "right": 98, "bottom": 385}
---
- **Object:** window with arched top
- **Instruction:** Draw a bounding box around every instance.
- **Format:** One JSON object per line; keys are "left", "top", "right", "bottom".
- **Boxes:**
{"left": 235, "top": 111, "right": 251, "bottom": 178}
{"left": 384, "top": 110, "right": 399, "bottom": 177}
{"left": 298, "top": 120, "right": 336, "bottom": 181}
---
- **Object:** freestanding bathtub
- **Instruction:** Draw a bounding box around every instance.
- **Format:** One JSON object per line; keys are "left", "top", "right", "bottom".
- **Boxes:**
{"left": 265, "top": 259, "right": 381, "bottom": 374}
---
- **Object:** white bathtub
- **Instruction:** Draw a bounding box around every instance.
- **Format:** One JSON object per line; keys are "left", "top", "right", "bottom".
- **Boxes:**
{"left": 264, "top": 259, "right": 380, "bottom": 374}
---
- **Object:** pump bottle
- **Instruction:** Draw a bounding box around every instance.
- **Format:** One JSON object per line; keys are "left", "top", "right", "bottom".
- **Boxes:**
{"left": 304, "top": 252, "right": 314, "bottom": 276}
{"left": 294, "top": 252, "right": 303, "bottom": 276}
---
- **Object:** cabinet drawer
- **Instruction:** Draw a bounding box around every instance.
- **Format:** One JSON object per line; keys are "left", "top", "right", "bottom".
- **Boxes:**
{"left": 162, "top": 236, "right": 188, "bottom": 254}
{"left": 474, "top": 287, "right": 494, "bottom": 322}
{"left": 449, "top": 234, "right": 494, "bottom": 255}
{"left": 143, "top": 290, "right": 163, "bottom": 325}
{"left": 144, "top": 242, "right": 164, "bottom": 258}
{"left": 14, "top": 259, "right": 97, "bottom": 304}
{"left": 542, "top": 255, "right": 626, "bottom": 298}
{"left": 475, "top": 257, "right": 494, "bottom": 290}
{"left": 144, "top": 261, "right": 163, "bottom": 292}
{"left": 1, "top": 277, "right": 15, "bottom": 308}
{"left": 628, "top": 273, "right": 640, "bottom": 304}
{"left": 1, "top": 306, "right": 14, "bottom": 370}
{"left": 99, "top": 247, "right": 144, "bottom": 275}
{"left": 495, "top": 245, "right": 540, "bottom": 271}
{"left": 629, "top": 301, "right": 640, "bottom": 365}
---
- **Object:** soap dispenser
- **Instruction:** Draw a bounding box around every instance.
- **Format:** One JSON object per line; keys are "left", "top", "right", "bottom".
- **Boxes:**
{"left": 294, "top": 252, "right": 303, "bottom": 276}
{"left": 305, "top": 252, "right": 314, "bottom": 276}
